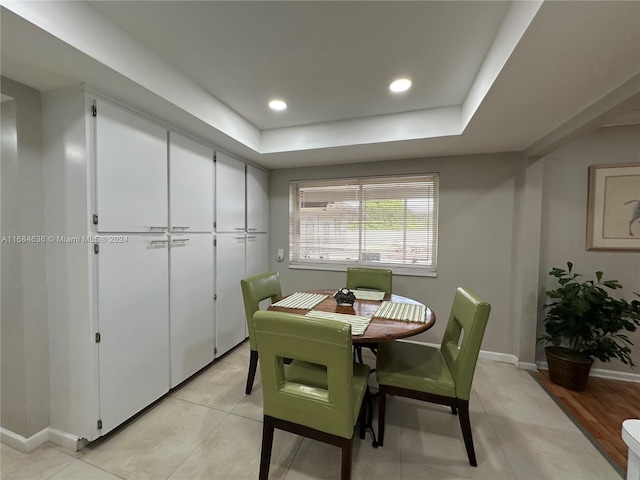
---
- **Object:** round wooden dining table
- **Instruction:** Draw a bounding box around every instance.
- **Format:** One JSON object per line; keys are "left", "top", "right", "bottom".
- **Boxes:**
{"left": 267, "top": 289, "right": 436, "bottom": 344}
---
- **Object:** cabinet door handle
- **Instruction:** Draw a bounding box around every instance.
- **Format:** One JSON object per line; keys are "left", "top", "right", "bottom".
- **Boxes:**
{"left": 149, "top": 226, "right": 168, "bottom": 232}
{"left": 171, "top": 226, "right": 190, "bottom": 231}
{"left": 235, "top": 236, "right": 246, "bottom": 240}
{"left": 247, "top": 228, "right": 258, "bottom": 231}
{"left": 150, "top": 239, "right": 170, "bottom": 246}
{"left": 247, "top": 235, "right": 256, "bottom": 239}
{"left": 234, "top": 227, "right": 246, "bottom": 231}
{"left": 171, "top": 238, "right": 190, "bottom": 244}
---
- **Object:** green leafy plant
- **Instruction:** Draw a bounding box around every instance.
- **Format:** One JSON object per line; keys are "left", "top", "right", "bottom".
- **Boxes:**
{"left": 537, "top": 262, "right": 640, "bottom": 365}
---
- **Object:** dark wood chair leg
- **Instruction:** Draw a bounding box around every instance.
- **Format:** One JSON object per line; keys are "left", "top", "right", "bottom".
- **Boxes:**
{"left": 356, "top": 346, "right": 364, "bottom": 364}
{"left": 246, "top": 350, "right": 259, "bottom": 394}
{"left": 360, "top": 386, "right": 378, "bottom": 447}
{"left": 340, "top": 438, "right": 353, "bottom": 480}
{"left": 259, "top": 416, "right": 275, "bottom": 480}
{"left": 358, "top": 397, "right": 366, "bottom": 440}
{"left": 377, "top": 386, "right": 386, "bottom": 447}
{"left": 457, "top": 400, "right": 477, "bottom": 466}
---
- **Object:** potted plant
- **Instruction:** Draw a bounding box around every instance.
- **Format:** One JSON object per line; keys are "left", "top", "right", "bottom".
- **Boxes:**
{"left": 537, "top": 262, "right": 640, "bottom": 391}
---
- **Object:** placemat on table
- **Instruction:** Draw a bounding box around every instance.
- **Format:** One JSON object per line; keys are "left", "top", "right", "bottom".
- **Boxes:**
{"left": 272, "top": 292, "right": 328, "bottom": 310}
{"left": 351, "top": 290, "right": 385, "bottom": 301}
{"left": 305, "top": 310, "right": 371, "bottom": 336}
{"left": 374, "top": 301, "right": 426, "bottom": 323}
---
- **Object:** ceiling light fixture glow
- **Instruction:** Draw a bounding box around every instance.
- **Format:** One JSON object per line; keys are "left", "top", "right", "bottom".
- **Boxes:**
{"left": 389, "top": 78, "right": 412, "bottom": 93}
{"left": 268, "top": 99, "right": 287, "bottom": 111}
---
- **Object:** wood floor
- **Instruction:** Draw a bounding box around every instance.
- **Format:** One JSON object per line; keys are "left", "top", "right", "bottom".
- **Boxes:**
{"left": 535, "top": 370, "right": 640, "bottom": 474}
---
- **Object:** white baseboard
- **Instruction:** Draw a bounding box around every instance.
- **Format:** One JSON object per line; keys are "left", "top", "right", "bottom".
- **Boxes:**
{"left": 400, "top": 339, "right": 640, "bottom": 381}
{"left": 517, "top": 362, "right": 539, "bottom": 371}
{"left": 48, "top": 428, "right": 83, "bottom": 451}
{"left": 478, "top": 350, "right": 518, "bottom": 365}
{"left": 537, "top": 361, "right": 640, "bottom": 383}
{"left": 403, "top": 339, "right": 520, "bottom": 365}
{"left": 1, "top": 427, "right": 80, "bottom": 453}
{"left": 1, "top": 427, "right": 48, "bottom": 453}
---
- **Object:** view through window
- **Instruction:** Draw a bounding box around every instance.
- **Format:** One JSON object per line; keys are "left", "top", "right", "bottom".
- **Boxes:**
{"left": 289, "top": 174, "right": 439, "bottom": 274}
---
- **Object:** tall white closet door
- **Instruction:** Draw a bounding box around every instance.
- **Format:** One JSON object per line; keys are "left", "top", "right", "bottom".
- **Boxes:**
{"left": 95, "top": 100, "right": 168, "bottom": 233}
{"left": 215, "top": 153, "right": 246, "bottom": 232}
{"left": 244, "top": 232, "right": 270, "bottom": 338}
{"left": 215, "top": 233, "right": 246, "bottom": 356}
{"left": 246, "top": 165, "right": 269, "bottom": 233}
{"left": 245, "top": 233, "right": 269, "bottom": 278}
{"left": 170, "top": 234, "right": 214, "bottom": 387}
{"left": 169, "top": 133, "right": 214, "bottom": 232}
{"left": 97, "top": 236, "right": 170, "bottom": 435}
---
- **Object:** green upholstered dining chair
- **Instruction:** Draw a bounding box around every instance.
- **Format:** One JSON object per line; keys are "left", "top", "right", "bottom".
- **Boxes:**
{"left": 376, "top": 287, "right": 491, "bottom": 467}
{"left": 346, "top": 267, "right": 392, "bottom": 294}
{"left": 240, "top": 271, "right": 283, "bottom": 395}
{"left": 346, "top": 267, "right": 392, "bottom": 363}
{"left": 254, "top": 310, "right": 370, "bottom": 480}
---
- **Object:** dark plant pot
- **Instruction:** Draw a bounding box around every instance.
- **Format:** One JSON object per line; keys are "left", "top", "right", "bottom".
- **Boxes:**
{"left": 545, "top": 346, "right": 594, "bottom": 391}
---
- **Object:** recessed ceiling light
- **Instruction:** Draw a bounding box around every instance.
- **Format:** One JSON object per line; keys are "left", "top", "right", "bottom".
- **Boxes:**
{"left": 389, "top": 78, "right": 412, "bottom": 93}
{"left": 269, "top": 99, "right": 287, "bottom": 111}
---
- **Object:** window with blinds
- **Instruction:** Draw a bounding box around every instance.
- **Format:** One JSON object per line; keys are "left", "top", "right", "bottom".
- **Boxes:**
{"left": 289, "top": 174, "right": 438, "bottom": 274}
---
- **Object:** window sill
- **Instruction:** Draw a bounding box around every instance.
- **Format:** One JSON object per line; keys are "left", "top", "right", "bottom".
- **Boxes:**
{"left": 287, "top": 263, "right": 437, "bottom": 278}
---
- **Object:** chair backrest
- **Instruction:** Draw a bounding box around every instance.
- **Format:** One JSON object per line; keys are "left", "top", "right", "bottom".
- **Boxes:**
{"left": 346, "top": 267, "right": 393, "bottom": 294}
{"left": 240, "top": 271, "right": 283, "bottom": 350}
{"left": 253, "top": 310, "right": 356, "bottom": 439}
{"left": 440, "top": 287, "right": 491, "bottom": 401}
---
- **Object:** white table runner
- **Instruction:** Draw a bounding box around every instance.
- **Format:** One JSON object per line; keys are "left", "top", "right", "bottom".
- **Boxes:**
{"left": 305, "top": 310, "right": 371, "bottom": 336}
{"left": 272, "top": 292, "right": 328, "bottom": 310}
{"left": 351, "top": 290, "right": 385, "bottom": 301}
{"left": 374, "top": 301, "right": 426, "bottom": 323}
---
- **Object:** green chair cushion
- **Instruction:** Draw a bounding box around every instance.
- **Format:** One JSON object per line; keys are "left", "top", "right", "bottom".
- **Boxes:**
{"left": 376, "top": 341, "right": 456, "bottom": 398}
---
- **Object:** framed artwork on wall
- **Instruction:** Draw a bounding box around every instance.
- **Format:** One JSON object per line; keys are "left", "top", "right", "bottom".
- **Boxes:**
{"left": 587, "top": 163, "right": 640, "bottom": 250}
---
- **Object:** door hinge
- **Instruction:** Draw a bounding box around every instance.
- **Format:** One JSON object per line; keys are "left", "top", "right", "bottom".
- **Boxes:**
{"left": 214, "top": 346, "right": 218, "bottom": 355}
{"left": 91, "top": 105, "right": 97, "bottom": 117}
{"left": 214, "top": 238, "right": 217, "bottom": 246}
{"left": 94, "top": 243, "right": 99, "bottom": 254}
{"left": 214, "top": 293, "right": 217, "bottom": 300}
{"left": 214, "top": 220, "right": 217, "bottom": 229}
{"left": 93, "top": 214, "right": 99, "bottom": 225}
{"left": 97, "top": 419, "right": 103, "bottom": 429}
{"left": 213, "top": 152, "right": 217, "bottom": 162}
{"left": 95, "top": 332, "right": 101, "bottom": 343}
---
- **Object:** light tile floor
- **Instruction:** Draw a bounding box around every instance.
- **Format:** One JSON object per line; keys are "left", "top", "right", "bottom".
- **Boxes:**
{"left": 1, "top": 341, "right": 622, "bottom": 480}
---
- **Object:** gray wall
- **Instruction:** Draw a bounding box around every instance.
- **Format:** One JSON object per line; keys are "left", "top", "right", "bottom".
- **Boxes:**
{"left": 1, "top": 78, "right": 50, "bottom": 437}
{"left": 539, "top": 124, "right": 640, "bottom": 372}
{"left": 269, "top": 153, "right": 523, "bottom": 356}
{"left": 270, "top": 127, "right": 640, "bottom": 375}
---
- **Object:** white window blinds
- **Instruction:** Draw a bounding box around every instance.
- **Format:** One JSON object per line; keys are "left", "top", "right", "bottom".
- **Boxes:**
{"left": 289, "top": 174, "right": 438, "bottom": 273}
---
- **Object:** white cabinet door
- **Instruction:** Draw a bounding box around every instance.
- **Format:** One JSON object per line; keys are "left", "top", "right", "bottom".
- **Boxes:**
{"left": 215, "top": 153, "right": 245, "bottom": 233}
{"left": 95, "top": 100, "right": 168, "bottom": 232}
{"left": 215, "top": 233, "right": 246, "bottom": 356}
{"left": 244, "top": 232, "right": 270, "bottom": 338}
{"left": 169, "top": 133, "right": 214, "bottom": 233}
{"left": 247, "top": 165, "right": 269, "bottom": 233}
{"left": 97, "top": 235, "right": 170, "bottom": 435}
{"left": 245, "top": 232, "right": 269, "bottom": 279}
{"left": 170, "top": 233, "right": 215, "bottom": 387}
